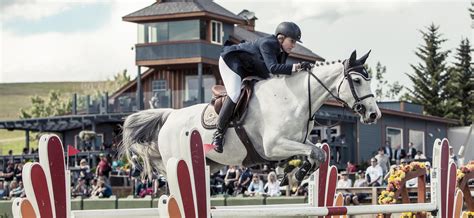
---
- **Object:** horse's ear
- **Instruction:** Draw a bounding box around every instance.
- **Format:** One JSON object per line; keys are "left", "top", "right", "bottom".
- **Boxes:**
{"left": 349, "top": 50, "right": 357, "bottom": 66}
{"left": 357, "top": 50, "right": 371, "bottom": 65}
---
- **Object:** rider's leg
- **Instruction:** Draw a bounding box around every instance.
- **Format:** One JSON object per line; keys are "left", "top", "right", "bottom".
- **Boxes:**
{"left": 212, "top": 57, "right": 241, "bottom": 153}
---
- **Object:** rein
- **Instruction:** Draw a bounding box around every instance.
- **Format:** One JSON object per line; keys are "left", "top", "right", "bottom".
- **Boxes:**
{"left": 302, "top": 62, "right": 374, "bottom": 143}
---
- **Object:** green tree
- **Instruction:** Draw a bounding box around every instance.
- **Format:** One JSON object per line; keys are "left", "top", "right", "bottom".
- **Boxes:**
{"left": 445, "top": 38, "right": 473, "bottom": 125}
{"left": 405, "top": 24, "right": 450, "bottom": 117}
{"left": 366, "top": 62, "right": 404, "bottom": 101}
{"left": 20, "top": 90, "right": 72, "bottom": 119}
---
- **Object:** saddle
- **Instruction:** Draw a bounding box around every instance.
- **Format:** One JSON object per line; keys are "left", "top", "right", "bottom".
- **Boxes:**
{"left": 201, "top": 77, "right": 274, "bottom": 166}
{"left": 201, "top": 77, "right": 260, "bottom": 129}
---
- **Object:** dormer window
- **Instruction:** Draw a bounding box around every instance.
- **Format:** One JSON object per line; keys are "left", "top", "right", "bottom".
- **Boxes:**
{"left": 210, "top": 20, "right": 223, "bottom": 44}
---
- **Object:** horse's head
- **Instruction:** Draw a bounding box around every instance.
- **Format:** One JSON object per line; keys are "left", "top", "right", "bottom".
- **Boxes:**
{"left": 337, "top": 50, "right": 381, "bottom": 124}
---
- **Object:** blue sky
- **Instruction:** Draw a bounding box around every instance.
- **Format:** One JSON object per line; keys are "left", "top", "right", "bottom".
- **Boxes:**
{"left": 0, "top": 0, "right": 472, "bottom": 97}
{"left": 3, "top": 2, "right": 111, "bottom": 35}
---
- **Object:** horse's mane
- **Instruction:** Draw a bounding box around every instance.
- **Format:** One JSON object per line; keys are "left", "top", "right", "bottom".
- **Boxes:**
{"left": 314, "top": 59, "right": 343, "bottom": 67}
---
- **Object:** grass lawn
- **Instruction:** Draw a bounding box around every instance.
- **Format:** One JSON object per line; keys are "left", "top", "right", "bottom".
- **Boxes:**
{"left": 0, "top": 82, "right": 107, "bottom": 154}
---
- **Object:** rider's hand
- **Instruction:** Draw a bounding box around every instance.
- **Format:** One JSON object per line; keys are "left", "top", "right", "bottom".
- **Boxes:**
{"left": 300, "top": 61, "right": 312, "bottom": 71}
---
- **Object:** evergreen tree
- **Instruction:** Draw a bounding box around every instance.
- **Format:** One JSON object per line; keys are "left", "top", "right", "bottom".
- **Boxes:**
{"left": 405, "top": 24, "right": 450, "bottom": 117}
{"left": 445, "top": 38, "right": 473, "bottom": 125}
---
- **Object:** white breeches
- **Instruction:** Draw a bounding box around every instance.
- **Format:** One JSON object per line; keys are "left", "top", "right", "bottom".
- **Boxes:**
{"left": 219, "top": 56, "right": 242, "bottom": 103}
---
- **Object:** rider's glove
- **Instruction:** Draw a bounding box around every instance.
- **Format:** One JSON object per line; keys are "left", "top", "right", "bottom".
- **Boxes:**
{"left": 300, "top": 61, "right": 313, "bottom": 71}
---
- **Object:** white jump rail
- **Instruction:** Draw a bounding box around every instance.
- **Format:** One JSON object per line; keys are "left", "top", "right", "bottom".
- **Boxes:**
{"left": 14, "top": 131, "right": 462, "bottom": 218}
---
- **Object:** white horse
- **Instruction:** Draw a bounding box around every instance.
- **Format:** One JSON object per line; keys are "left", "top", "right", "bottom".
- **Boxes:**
{"left": 120, "top": 50, "right": 381, "bottom": 179}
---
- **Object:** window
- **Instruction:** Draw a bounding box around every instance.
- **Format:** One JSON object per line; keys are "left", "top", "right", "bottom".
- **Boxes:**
{"left": 386, "top": 127, "right": 403, "bottom": 149}
{"left": 148, "top": 22, "right": 168, "bottom": 43}
{"left": 211, "top": 20, "right": 223, "bottom": 44}
{"left": 169, "top": 20, "right": 200, "bottom": 41}
{"left": 152, "top": 80, "right": 167, "bottom": 91}
{"left": 138, "top": 20, "right": 201, "bottom": 43}
{"left": 138, "top": 24, "right": 146, "bottom": 43}
{"left": 409, "top": 129, "right": 425, "bottom": 154}
{"left": 185, "top": 75, "right": 216, "bottom": 102}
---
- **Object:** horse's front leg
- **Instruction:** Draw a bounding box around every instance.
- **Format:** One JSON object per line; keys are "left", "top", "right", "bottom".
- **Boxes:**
{"left": 264, "top": 138, "right": 327, "bottom": 184}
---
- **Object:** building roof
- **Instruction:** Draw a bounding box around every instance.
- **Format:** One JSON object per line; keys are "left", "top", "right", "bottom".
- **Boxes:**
{"left": 324, "top": 100, "right": 458, "bottom": 124}
{"left": 0, "top": 113, "right": 130, "bottom": 132}
{"left": 123, "top": 0, "right": 244, "bottom": 24}
{"left": 232, "top": 26, "right": 325, "bottom": 62}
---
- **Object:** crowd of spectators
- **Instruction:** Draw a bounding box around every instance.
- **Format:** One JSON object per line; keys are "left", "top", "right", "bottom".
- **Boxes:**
{"left": 0, "top": 139, "right": 467, "bottom": 203}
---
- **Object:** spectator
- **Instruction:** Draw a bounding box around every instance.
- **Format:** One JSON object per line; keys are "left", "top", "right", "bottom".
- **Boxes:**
{"left": 9, "top": 180, "right": 24, "bottom": 198}
{"left": 351, "top": 171, "right": 368, "bottom": 205}
{"left": 414, "top": 151, "right": 427, "bottom": 160}
{"left": 245, "top": 174, "right": 264, "bottom": 196}
{"left": 394, "top": 144, "right": 407, "bottom": 161}
{"left": 153, "top": 174, "right": 167, "bottom": 197}
{"left": 261, "top": 165, "right": 271, "bottom": 175}
{"left": 89, "top": 178, "right": 98, "bottom": 196}
{"left": 14, "top": 163, "right": 23, "bottom": 183}
{"left": 91, "top": 177, "right": 112, "bottom": 198}
{"left": 0, "top": 181, "right": 5, "bottom": 198}
{"left": 449, "top": 146, "right": 458, "bottom": 162}
{"left": 223, "top": 165, "right": 240, "bottom": 195}
{"left": 337, "top": 171, "right": 353, "bottom": 188}
{"left": 346, "top": 161, "right": 357, "bottom": 173}
{"left": 366, "top": 158, "right": 383, "bottom": 186}
{"left": 383, "top": 140, "right": 394, "bottom": 161}
{"left": 407, "top": 142, "right": 417, "bottom": 159}
{"left": 264, "top": 172, "right": 280, "bottom": 197}
{"left": 96, "top": 153, "right": 111, "bottom": 179}
{"left": 79, "top": 159, "right": 91, "bottom": 180}
{"left": 237, "top": 166, "right": 253, "bottom": 194}
{"left": 8, "top": 180, "right": 18, "bottom": 197}
{"left": 1, "top": 161, "right": 15, "bottom": 195}
{"left": 210, "top": 166, "right": 227, "bottom": 195}
{"left": 73, "top": 177, "right": 89, "bottom": 197}
{"left": 375, "top": 148, "right": 390, "bottom": 177}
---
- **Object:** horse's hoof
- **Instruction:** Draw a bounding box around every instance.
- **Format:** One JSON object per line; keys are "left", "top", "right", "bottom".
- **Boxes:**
{"left": 280, "top": 174, "right": 289, "bottom": 186}
{"left": 295, "top": 161, "right": 312, "bottom": 181}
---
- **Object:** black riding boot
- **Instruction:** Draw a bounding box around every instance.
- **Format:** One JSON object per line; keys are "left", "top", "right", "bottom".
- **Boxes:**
{"left": 212, "top": 97, "right": 236, "bottom": 153}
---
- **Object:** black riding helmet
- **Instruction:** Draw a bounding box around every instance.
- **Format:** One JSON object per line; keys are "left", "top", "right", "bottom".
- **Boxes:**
{"left": 275, "top": 22, "right": 302, "bottom": 43}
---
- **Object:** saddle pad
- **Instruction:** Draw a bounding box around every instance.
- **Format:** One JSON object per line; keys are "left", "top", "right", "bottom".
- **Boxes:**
{"left": 201, "top": 104, "right": 219, "bottom": 129}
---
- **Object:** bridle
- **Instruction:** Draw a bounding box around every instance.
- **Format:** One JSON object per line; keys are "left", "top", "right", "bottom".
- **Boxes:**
{"left": 302, "top": 60, "right": 374, "bottom": 143}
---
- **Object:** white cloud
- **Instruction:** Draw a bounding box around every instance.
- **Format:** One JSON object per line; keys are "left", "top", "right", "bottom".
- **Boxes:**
{"left": 1, "top": 0, "right": 151, "bottom": 83}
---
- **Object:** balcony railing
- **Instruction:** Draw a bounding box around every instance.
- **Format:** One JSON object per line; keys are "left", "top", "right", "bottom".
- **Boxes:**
{"left": 72, "top": 89, "right": 213, "bottom": 115}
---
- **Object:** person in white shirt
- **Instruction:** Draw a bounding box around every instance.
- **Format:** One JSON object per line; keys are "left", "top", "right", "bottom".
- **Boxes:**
{"left": 336, "top": 172, "right": 353, "bottom": 189}
{"left": 375, "top": 148, "right": 390, "bottom": 177}
{"left": 336, "top": 171, "right": 353, "bottom": 205}
{"left": 264, "top": 172, "right": 281, "bottom": 197}
{"left": 414, "top": 151, "right": 427, "bottom": 160}
{"left": 366, "top": 158, "right": 383, "bottom": 186}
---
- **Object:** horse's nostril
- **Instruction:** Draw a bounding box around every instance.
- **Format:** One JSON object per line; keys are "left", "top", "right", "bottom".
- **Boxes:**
{"left": 369, "top": 113, "right": 377, "bottom": 120}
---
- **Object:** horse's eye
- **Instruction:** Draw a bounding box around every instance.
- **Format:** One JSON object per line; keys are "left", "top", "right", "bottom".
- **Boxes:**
{"left": 353, "top": 78, "right": 361, "bottom": 84}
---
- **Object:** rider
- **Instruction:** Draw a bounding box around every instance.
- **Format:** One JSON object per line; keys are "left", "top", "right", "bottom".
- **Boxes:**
{"left": 211, "top": 22, "right": 313, "bottom": 153}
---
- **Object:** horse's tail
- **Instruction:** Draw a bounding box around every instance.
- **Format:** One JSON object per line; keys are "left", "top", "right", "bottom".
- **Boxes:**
{"left": 120, "top": 108, "right": 173, "bottom": 177}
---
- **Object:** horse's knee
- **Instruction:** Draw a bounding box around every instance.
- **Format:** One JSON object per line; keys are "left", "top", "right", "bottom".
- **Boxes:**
{"left": 310, "top": 147, "right": 326, "bottom": 164}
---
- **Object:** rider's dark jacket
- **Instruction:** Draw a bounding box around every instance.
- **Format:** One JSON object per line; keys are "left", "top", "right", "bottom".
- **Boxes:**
{"left": 221, "top": 35, "right": 293, "bottom": 79}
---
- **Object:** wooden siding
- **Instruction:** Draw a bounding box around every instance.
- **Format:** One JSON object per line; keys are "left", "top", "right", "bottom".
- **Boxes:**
{"left": 135, "top": 65, "right": 220, "bottom": 109}
{"left": 357, "top": 112, "right": 448, "bottom": 162}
